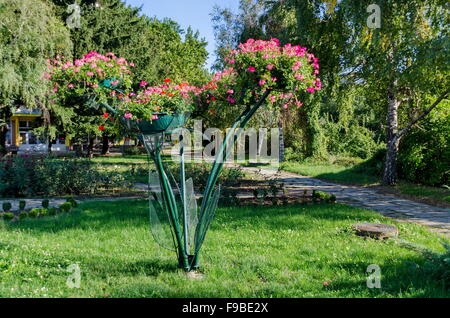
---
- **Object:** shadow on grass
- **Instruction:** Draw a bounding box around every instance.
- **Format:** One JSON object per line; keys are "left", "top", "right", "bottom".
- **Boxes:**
{"left": 327, "top": 255, "right": 448, "bottom": 298}
{"left": 5, "top": 201, "right": 380, "bottom": 235}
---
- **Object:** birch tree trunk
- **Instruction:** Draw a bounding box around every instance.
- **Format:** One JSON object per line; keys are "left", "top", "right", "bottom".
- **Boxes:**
{"left": 278, "top": 119, "right": 285, "bottom": 162}
{"left": 382, "top": 83, "right": 401, "bottom": 185}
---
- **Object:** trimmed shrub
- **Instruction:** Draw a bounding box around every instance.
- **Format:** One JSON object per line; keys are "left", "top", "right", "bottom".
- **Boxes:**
{"left": 2, "top": 202, "right": 12, "bottom": 212}
{"left": 19, "top": 200, "right": 26, "bottom": 210}
{"left": 42, "top": 199, "right": 49, "bottom": 209}
{"left": 48, "top": 208, "right": 58, "bottom": 216}
{"left": 66, "top": 198, "right": 78, "bottom": 208}
{"left": 39, "top": 208, "right": 49, "bottom": 216}
{"left": 29, "top": 209, "right": 40, "bottom": 218}
{"left": 59, "top": 202, "right": 73, "bottom": 212}
{"left": 18, "top": 212, "right": 28, "bottom": 220}
{"left": 0, "top": 157, "right": 128, "bottom": 197}
{"left": 2, "top": 212, "right": 15, "bottom": 221}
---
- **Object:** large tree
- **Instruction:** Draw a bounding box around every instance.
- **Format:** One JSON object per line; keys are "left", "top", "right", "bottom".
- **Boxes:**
{"left": 0, "top": 0, "right": 72, "bottom": 155}
{"left": 214, "top": 0, "right": 449, "bottom": 184}
{"left": 49, "top": 0, "right": 209, "bottom": 154}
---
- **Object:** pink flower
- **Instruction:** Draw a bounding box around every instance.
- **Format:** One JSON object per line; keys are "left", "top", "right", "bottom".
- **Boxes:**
{"left": 266, "top": 64, "right": 274, "bottom": 70}
{"left": 226, "top": 89, "right": 234, "bottom": 94}
{"left": 258, "top": 80, "right": 266, "bottom": 86}
{"left": 152, "top": 115, "right": 159, "bottom": 120}
{"left": 140, "top": 81, "right": 148, "bottom": 87}
{"left": 124, "top": 113, "right": 133, "bottom": 119}
{"left": 107, "top": 64, "right": 114, "bottom": 67}
{"left": 92, "top": 83, "right": 99, "bottom": 88}
{"left": 111, "top": 80, "right": 120, "bottom": 86}
{"left": 53, "top": 87, "right": 58, "bottom": 93}
{"left": 67, "top": 83, "right": 74, "bottom": 89}
{"left": 229, "top": 59, "right": 235, "bottom": 64}
{"left": 306, "top": 87, "right": 315, "bottom": 93}
{"left": 86, "top": 72, "right": 94, "bottom": 77}
{"left": 227, "top": 96, "right": 236, "bottom": 104}
{"left": 74, "top": 68, "right": 80, "bottom": 73}
{"left": 295, "top": 101, "right": 303, "bottom": 107}
{"left": 247, "top": 66, "right": 256, "bottom": 72}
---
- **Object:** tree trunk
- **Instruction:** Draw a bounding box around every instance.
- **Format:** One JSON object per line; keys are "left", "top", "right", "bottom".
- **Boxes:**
{"left": 382, "top": 84, "right": 401, "bottom": 185}
{"left": 0, "top": 125, "right": 7, "bottom": 156}
{"left": 101, "top": 133, "right": 109, "bottom": 155}
{"left": 87, "top": 137, "right": 94, "bottom": 158}
{"left": 278, "top": 119, "right": 285, "bottom": 162}
{"left": 47, "top": 138, "right": 53, "bottom": 156}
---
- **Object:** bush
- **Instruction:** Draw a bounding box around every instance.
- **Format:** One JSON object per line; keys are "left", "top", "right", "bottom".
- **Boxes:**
{"left": 0, "top": 157, "right": 128, "bottom": 197}
{"left": 66, "top": 198, "right": 78, "bottom": 208}
{"left": 398, "top": 116, "right": 449, "bottom": 186}
{"left": 123, "top": 145, "right": 146, "bottom": 156}
{"left": 48, "top": 207, "right": 58, "bottom": 216}
{"left": 18, "top": 212, "right": 28, "bottom": 220}
{"left": 59, "top": 202, "right": 73, "bottom": 212}
{"left": 19, "top": 200, "right": 26, "bottom": 210}
{"left": 29, "top": 209, "right": 40, "bottom": 218}
{"left": 2, "top": 202, "right": 12, "bottom": 212}
{"left": 42, "top": 199, "right": 49, "bottom": 209}
{"left": 39, "top": 208, "right": 49, "bottom": 216}
{"left": 324, "top": 121, "right": 381, "bottom": 160}
{"left": 2, "top": 212, "right": 15, "bottom": 221}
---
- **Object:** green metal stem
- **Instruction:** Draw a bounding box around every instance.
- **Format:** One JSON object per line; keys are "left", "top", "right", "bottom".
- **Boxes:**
{"left": 153, "top": 143, "right": 189, "bottom": 270}
{"left": 192, "top": 90, "right": 271, "bottom": 268}
{"left": 179, "top": 135, "right": 189, "bottom": 255}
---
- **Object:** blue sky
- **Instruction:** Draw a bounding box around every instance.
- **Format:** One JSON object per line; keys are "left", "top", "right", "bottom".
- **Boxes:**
{"left": 124, "top": 0, "right": 241, "bottom": 70}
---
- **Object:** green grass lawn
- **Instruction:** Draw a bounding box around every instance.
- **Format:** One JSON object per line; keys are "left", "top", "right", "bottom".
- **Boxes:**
{"left": 281, "top": 161, "right": 379, "bottom": 185}
{"left": 0, "top": 200, "right": 448, "bottom": 297}
{"left": 393, "top": 183, "right": 450, "bottom": 204}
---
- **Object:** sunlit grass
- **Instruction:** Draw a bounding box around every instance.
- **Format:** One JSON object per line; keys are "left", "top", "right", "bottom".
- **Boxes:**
{"left": 0, "top": 200, "right": 447, "bottom": 297}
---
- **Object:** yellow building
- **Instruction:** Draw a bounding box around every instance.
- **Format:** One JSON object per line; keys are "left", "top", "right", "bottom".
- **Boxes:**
{"left": 6, "top": 108, "right": 69, "bottom": 151}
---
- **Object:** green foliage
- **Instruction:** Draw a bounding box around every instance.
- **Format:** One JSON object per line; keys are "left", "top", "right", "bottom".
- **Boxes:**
{"left": 48, "top": 207, "right": 58, "bottom": 216}
{"left": 18, "top": 211, "right": 28, "bottom": 220}
{"left": 19, "top": 200, "right": 26, "bottom": 210}
{"left": 398, "top": 111, "right": 450, "bottom": 186}
{"left": 59, "top": 202, "right": 72, "bottom": 212}
{"left": 2, "top": 212, "right": 14, "bottom": 221}
{"left": 28, "top": 208, "right": 40, "bottom": 218}
{"left": 0, "top": 157, "right": 128, "bottom": 197}
{"left": 66, "top": 198, "right": 78, "bottom": 208}
{"left": 0, "top": 0, "right": 72, "bottom": 150}
{"left": 39, "top": 208, "right": 49, "bottom": 216}
{"left": 2, "top": 202, "right": 12, "bottom": 212}
{"left": 42, "top": 199, "right": 50, "bottom": 209}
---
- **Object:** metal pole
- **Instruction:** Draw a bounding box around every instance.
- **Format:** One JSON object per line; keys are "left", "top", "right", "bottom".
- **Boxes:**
{"left": 179, "top": 134, "right": 189, "bottom": 255}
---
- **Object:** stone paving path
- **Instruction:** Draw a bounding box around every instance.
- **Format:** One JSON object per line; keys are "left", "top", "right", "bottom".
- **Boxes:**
{"left": 241, "top": 166, "right": 450, "bottom": 236}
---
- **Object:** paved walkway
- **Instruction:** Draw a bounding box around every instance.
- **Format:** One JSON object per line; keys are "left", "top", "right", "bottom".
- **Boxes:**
{"left": 241, "top": 166, "right": 450, "bottom": 236}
